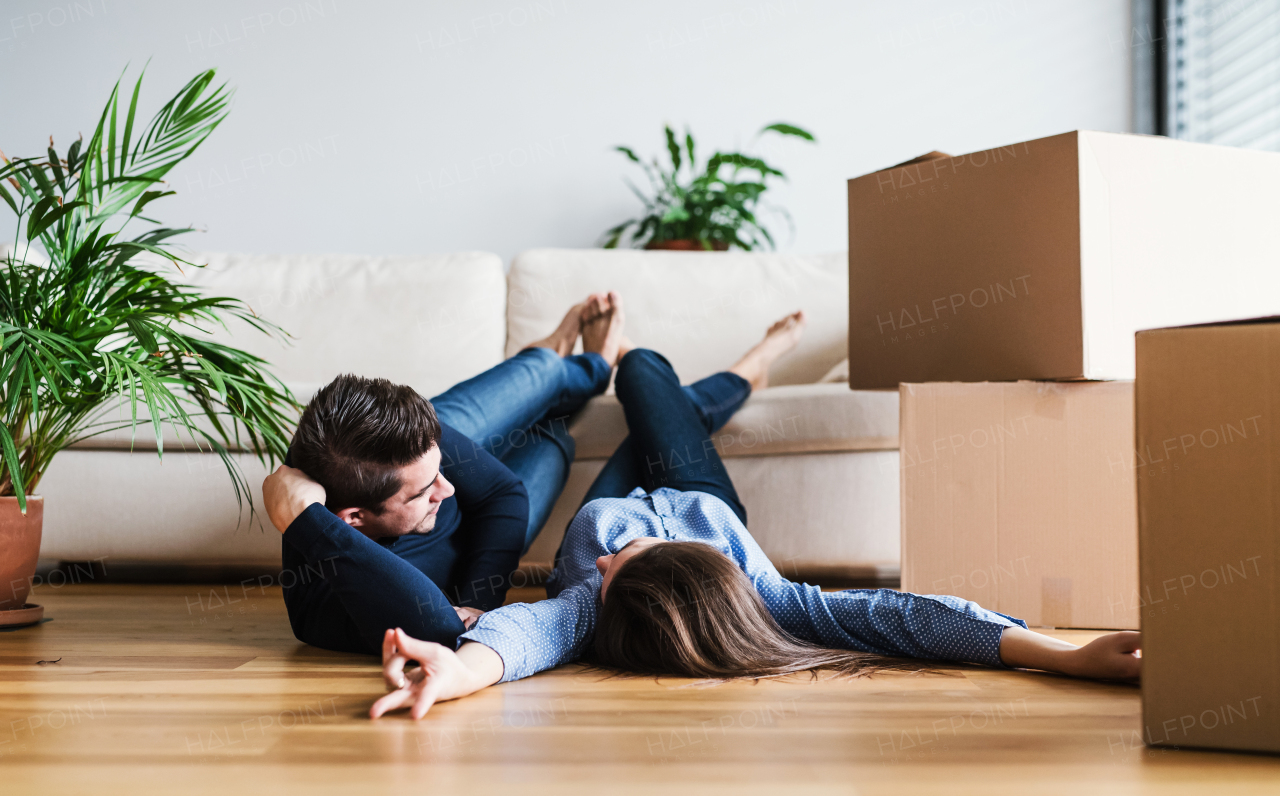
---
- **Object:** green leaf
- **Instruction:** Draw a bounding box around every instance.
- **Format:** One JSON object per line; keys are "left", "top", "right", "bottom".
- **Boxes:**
{"left": 121, "top": 69, "right": 144, "bottom": 172}
{"left": 129, "top": 190, "right": 175, "bottom": 218}
{"left": 107, "top": 79, "right": 120, "bottom": 180}
{"left": 0, "top": 183, "right": 18, "bottom": 215}
{"left": 665, "top": 125, "right": 681, "bottom": 172}
{"left": 125, "top": 319, "right": 160, "bottom": 354}
{"left": 24, "top": 196, "right": 58, "bottom": 239}
{"left": 615, "top": 146, "right": 641, "bottom": 163}
{"left": 0, "top": 423, "right": 27, "bottom": 512}
{"left": 685, "top": 130, "right": 695, "bottom": 170}
{"left": 761, "top": 122, "right": 816, "bottom": 141}
{"left": 660, "top": 205, "right": 690, "bottom": 223}
{"left": 28, "top": 200, "right": 87, "bottom": 240}
{"left": 719, "top": 153, "right": 783, "bottom": 177}
{"left": 47, "top": 146, "right": 67, "bottom": 194}
{"left": 66, "top": 136, "right": 83, "bottom": 175}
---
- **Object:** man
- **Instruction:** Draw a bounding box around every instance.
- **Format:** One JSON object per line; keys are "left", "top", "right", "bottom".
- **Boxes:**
{"left": 264, "top": 293, "right": 626, "bottom": 654}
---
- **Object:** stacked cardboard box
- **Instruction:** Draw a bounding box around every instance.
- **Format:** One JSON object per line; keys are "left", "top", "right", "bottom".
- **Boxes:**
{"left": 848, "top": 130, "right": 1280, "bottom": 632}
{"left": 898, "top": 381, "right": 1137, "bottom": 629}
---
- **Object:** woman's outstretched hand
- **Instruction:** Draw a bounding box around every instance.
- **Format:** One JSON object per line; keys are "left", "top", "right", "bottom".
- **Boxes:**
{"left": 370, "top": 628, "right": 504, "bottom": 720}
{"left": 1065, "top": 631, "right": 1142, "bottom": 681}
{"left": 999, "top": 627, "right": 1141, "bottom": 681}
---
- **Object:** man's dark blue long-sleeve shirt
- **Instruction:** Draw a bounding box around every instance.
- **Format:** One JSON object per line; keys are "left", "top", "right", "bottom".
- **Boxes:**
{"left": 280, "top": 423, "right": 529, "bottom": 654}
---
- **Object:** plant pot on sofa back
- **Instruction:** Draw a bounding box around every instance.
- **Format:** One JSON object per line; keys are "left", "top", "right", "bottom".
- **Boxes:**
{"left": 0, "top": 496, "right": 43, "bottom": 609}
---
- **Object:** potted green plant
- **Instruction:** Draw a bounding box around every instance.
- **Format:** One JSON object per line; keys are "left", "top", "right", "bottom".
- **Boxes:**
{"left": 601, "top": 122, "right": 815, "bottom": 251}
{"left": 0, "top": 68, "right": 297, "bottom": 626}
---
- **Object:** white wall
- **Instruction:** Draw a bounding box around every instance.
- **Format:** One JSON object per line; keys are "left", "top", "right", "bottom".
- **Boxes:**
{"left": 1, "top": 0, "right": 1132, "bottom": 262}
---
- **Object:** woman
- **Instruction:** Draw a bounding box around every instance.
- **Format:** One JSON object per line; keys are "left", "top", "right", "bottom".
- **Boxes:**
{"left": 371, "top": 317, "right": 1142, "bottom": 719}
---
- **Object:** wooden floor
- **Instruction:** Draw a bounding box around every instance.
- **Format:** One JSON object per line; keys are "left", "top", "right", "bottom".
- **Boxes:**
{"left": 1, "top": 584, "right": 1277, "bottom": 795}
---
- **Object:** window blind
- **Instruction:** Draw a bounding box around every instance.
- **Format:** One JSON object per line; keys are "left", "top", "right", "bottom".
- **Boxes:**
{"left": 1167, "top": 0, "right": 1280, "bottom": 150}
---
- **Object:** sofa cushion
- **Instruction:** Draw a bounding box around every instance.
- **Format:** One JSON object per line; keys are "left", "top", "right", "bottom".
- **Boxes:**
{"left": 74, "top": 251, "right": 507, "bottom": 451}
{"left": 568, "top": 383, "right": 898, "bottom": 460}
{"left": 506, "top": 248, "right": 848, "bottom": 387}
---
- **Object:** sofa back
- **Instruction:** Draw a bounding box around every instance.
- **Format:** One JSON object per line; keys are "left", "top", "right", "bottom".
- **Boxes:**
{"left": 506, "top": 249, "right": 848, "bottom": 386}
{"left": 183, "top": 252, "right": 507, "bottom": 401}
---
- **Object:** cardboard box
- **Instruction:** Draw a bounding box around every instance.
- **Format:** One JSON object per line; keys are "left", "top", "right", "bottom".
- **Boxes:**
{"left": 1136, "top": 320, "right": 1280, "bottom": 754}
{"left": 899, "top": 380, "right": 1137, "bottom": 629}
{"left": 848, "top": 131, "right": 1280, "bottom": 389}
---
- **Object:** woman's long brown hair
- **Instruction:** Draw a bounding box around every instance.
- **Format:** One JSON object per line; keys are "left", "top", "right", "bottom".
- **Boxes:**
{"left": 592, "top": 541, "right": 934, "bottom": 681}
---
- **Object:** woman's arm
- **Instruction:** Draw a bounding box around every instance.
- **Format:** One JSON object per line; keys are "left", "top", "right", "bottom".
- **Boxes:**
{"left": 371, "top": 629, "right": 504, "bottom": 719}
{"left": 999, "top": 627, "right": 1141, "bottom": 680}
{"left": 369, "top": 577, "right": 602, "bottom": 718}
{"left": 368, "top": 632, "right": 501, "bottom": 721}
{"left": 760, "top": 574, "right": 1141, "bottom": 680}
{"left": 759, "top": 578, "right": 1026, "bottom": 668}
{"left": 456, "top": 578, "right": 600, "bottom": 683}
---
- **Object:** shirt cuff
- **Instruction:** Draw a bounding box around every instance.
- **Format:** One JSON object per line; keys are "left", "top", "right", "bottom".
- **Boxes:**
{"left": 963, "top": 610, "right": 1027, "bottom": 668}
{"left": 458, "top": 622, "right": 518, "bottom": 683}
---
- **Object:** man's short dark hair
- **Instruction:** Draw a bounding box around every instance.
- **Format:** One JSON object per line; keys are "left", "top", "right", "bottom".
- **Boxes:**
{"left": 291, "top": 374, "right": 442, "bottom": 512}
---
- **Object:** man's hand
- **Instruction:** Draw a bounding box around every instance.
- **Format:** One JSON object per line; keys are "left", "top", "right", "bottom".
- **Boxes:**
{"left": 454, "top": 606, "right": 484, "bottom": 630}
{"left": 262, "top": 465, "right": 327, "bottom": 534}
{"left": 371, "top": 628, "right": 504, "bottom": 720}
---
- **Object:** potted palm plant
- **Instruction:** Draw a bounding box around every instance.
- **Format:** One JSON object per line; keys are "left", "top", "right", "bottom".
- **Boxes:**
{"left": 601, "top": 122, "right": 815, "bottom": 251}
{"left": 0, "top": 69, "right": 297, "bottom": 626}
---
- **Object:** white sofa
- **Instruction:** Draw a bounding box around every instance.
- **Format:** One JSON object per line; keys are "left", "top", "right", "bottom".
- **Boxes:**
{"left": 38, "top": 249, "right": 901, "bottom": 581}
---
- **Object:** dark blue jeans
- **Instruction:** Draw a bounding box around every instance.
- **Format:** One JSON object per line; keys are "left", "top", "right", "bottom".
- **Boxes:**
{"left": 431, "top": 346, "right": 611, "bottom": 552}
{"left": 580, "top": 349, "right": 751, "bottom": 524}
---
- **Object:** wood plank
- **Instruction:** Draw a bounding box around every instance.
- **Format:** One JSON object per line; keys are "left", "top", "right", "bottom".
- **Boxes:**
{"left": 0, "top": 583, "right": 1276, "bottom": 794}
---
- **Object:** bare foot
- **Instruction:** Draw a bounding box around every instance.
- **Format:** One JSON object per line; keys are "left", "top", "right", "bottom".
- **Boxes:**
{"left": 616, "top": 335, "right": 637, "bottom": 361}
{"left": 729, "top": 310, "right": 807, "bottom": 391}
{"left": 525, "top": 294, "right": 604, "bottom": 357}
{"left": 582, "top": 291, "right": 626, "bottom": 366}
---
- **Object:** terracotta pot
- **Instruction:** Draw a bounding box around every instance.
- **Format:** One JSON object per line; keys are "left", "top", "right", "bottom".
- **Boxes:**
{"left": 644, "top": 239, "right": 729, "bottom": 251}
{"left": 0, "top": 496, "right": 43, "bottom": 610}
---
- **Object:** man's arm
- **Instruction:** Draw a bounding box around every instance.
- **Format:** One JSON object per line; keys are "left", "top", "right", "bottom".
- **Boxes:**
{"left": 270, "top": 465, "right": 370, "bottom": 653}
{"left": 436, "top": 424, "right": 529, "bottom": 610}
{"left": 264, "top": 466, "right": 466, "bottom": 653}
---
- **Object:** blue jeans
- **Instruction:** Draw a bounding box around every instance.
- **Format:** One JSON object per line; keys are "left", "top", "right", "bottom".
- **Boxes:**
{"left": 433, "top": 346, "right": 752, "bottom": 549}
{"left": 430, "top": 346, "right": 611, "bottom": 552}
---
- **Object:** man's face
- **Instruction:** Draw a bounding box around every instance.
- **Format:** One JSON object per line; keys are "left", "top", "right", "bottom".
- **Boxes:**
{"left": 335, "top": 446, "right": 455, "bottom": 539}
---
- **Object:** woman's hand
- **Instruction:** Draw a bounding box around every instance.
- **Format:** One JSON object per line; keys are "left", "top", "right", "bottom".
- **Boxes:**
{"left": 1063, "top": 631, "right": 1142, "bottom": 681}
{"left": 999, "top": 627, "right": 1141, "bottom": 681}
{"left": 370, "top": 628, "right": 504, "bottom": 719}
